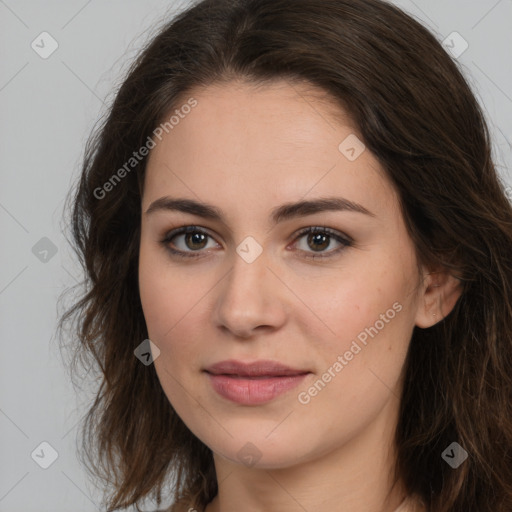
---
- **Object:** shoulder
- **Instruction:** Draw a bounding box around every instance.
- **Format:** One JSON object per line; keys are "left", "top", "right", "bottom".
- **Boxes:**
{"left": 394, "top": 496, "right": 428, "bottom": 512}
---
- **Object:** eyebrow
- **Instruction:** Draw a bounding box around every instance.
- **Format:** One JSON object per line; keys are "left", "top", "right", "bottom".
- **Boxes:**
{"left": 144, "top": 196, "right": 375, "bottom": 224}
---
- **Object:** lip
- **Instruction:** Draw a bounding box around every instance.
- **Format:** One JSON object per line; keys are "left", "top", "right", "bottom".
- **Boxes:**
{"left": 205, "top": 359, "right": 308, "bottom": 377}
{"left": 204, "top": 359, "right": 311, "bottom": 405}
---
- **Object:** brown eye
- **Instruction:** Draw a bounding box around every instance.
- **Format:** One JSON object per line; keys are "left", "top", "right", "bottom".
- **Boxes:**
{"left": 183, "top": 231, "right": 208, "bottom": 250}
{"left": 306, "top": 232, "right": 330, "bottom": 251}
{"left": 161, "top": 226, "right": 219, "bottom": 258}
{"left": 293, "top": 227, "right": 353, "bottom": 260}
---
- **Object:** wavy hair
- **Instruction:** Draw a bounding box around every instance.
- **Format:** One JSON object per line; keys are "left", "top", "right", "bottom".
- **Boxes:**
{"left": 58, "top": 0, "right": 512, "bottom": 510}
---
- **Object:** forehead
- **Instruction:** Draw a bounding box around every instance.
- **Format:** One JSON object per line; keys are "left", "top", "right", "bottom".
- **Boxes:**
{"left": 143, "top": 80, "right": 398, "bottom": 221}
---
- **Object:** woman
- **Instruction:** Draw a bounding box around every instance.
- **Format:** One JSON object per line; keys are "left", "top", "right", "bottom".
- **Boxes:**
{"left": 58, "top": 0, "right": 512, "bottom": 511}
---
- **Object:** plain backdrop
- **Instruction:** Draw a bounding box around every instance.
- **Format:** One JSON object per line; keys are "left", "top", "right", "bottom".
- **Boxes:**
{"left": 1, "top": 0, "right": 511, "bottom": 510}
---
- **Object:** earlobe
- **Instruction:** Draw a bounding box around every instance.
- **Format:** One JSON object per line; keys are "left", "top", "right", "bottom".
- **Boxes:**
{"left": 414, "top": 269, "right": 463, "bottom": 329}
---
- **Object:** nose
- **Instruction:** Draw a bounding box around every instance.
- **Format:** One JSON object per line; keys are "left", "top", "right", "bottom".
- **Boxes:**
{"left": 212, "top": 246, "right": 288, "bottom": 339}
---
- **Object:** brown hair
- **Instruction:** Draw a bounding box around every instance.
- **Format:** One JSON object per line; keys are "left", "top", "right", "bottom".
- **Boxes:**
{"left": 58, "top": 0, "right": 512, "bottom": 511}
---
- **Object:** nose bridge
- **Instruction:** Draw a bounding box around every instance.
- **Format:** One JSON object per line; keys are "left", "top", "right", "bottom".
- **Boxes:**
{"left": 223, "top": 242, "right": 272, "bottom": 307}
{"left": 213, "top": 240, "right": 285, "bottom": 336}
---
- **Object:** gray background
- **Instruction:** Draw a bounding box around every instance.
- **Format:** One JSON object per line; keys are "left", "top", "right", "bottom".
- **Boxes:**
{"left": 1, "top": 1, "right": 511, "bottom": 511}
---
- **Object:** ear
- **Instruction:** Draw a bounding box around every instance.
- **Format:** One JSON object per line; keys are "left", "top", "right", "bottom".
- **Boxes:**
{"left": 414, "top": 267, "right": 463, "bottom": 329}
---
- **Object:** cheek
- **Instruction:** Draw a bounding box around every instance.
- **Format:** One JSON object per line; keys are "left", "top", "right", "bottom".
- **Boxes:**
{"left": 138, "top": 251, "right": 206, "bottom": 413}
{"left": 300, "top": 259, "right": 413, "bottom": 371}
{"left": 138, "top": 251, "right": 208, "bottom": 377}
{"left": 296, "top": 291, "right": 410, "bottom": 428}
{"left": 138, "top": 259, "right": 168, "bottom": 337}
{"left": 139, "top": 243, "right": 184, "bottom": 350}
{"left": 139, "top": 240, "right": 190, "bottom": 335}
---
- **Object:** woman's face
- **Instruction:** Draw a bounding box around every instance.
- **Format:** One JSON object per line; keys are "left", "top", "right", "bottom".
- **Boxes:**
{"left": 138, "top": 80, "right": 429, "bottom": 469}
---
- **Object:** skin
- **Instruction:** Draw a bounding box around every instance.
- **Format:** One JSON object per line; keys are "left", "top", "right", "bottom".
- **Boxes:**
{"left": 138, "top": 79, "right": 462, "bottom": 512}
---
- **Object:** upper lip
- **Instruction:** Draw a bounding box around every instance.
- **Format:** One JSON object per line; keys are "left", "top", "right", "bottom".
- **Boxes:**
{"left": 204, "top": 359, "right": 310, "bottom": 377}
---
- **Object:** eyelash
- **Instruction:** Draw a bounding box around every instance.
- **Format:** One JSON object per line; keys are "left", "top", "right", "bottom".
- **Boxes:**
{"left": 160, "top": 225, "right": 353, "bottom": 260}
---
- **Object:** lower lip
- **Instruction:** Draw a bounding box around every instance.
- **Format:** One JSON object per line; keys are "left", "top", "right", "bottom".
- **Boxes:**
{"left": 205, "top": 372, "right": 309, "bottom": 405}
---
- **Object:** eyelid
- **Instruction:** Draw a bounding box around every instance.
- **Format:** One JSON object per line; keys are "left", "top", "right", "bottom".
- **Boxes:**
{"left": 160, "top": 225, "right": 221, "bottom": 258}
{"left": 289, "top": 226, "right": 353, "bottom": 259}
{"left": 291, "top": 225, "right": 353, "bottom": 245}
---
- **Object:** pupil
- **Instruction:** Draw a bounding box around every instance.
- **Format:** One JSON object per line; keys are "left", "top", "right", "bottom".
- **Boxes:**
{"left": 187, "top": 232, "right": 206, "bottom": 249}
{"left": 309, "top": 233, "right": 329, "bottom": 251}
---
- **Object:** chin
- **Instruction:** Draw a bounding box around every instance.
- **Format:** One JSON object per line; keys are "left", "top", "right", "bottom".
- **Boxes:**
{"left": 187, "top": 421, "right": 324, "bottom": 470}
{"left": 215, "top": 441, "right": 312, "bottom": 470}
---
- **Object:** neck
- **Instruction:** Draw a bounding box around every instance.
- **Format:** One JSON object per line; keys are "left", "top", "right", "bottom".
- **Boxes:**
{"left": 204, "top": 395, "right": 408, "bottom": 512}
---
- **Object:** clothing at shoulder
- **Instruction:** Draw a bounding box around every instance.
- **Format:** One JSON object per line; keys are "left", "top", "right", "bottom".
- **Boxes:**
{"left": 151, "top": 507, "right": 189, "bottom": 512}
{"left": 153, "top": 499, "right": 203, "bottom": 512}
{"left": 156, "top": 496, "right": 426, "bottom": 512}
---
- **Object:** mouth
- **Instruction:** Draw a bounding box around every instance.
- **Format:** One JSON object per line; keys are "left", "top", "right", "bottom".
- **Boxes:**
{"left": 203, "top": 359, "right": 311, "bottom": 404}
{"left": 204, "top": 359, "right": 309, "bottom": 377}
